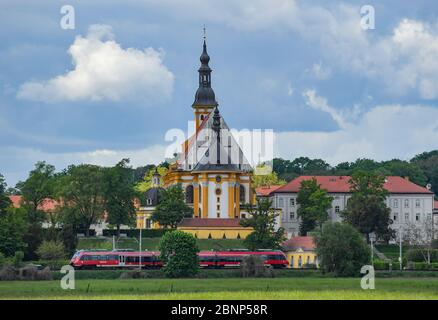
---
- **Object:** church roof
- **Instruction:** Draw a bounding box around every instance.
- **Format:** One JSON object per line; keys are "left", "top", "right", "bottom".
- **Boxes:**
{"left": 274, "top": 175, "right": 433, "bottom": 194}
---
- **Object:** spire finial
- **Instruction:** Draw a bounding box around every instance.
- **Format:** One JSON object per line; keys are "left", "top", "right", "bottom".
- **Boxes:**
{"left": 203, "top": 25, "right": 206, "bottom": 41}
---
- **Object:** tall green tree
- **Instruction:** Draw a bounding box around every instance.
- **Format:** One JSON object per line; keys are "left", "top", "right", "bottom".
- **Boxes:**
{"left": 240, "top": 198, "right": 286, "bottom": 250}
{"left": 316, "top": 222, "right": 370, "bottom": 276}
{"left": 57, "top": 164, "right": 106, "bottom": 236}
{"left": 20, "top": 161, "right": 56, "bottom": 223}
{"left": 0, "top": 174, "right": 12, "bottom": 214}
{"left": 159, "top": 230, "right": 199, "bottom": 278}
{"left": 252, "top": 167, "right": 286, "bottom": 188}
{"left": 378, "top": 159, "right": 427, "bottom": 187}
{"left": 341, "top": 171, "right": 393, "bottom": 241}
{"left": 17, "top": 162, "right": 56, "bottom": 259}
{"left": 296, "top": 178, "right": 333, "bottom": 235}
{"left": 151, "top": 184, "right": 192, "bottom": 229}
{"left": 104, "top": 159, "right": 137, "bottom": 237}
{"left": 411, "top": 150, "right": 438, "bottom": 197}
{"left": 135, "top": 166, "right": 168, "bottom": 192}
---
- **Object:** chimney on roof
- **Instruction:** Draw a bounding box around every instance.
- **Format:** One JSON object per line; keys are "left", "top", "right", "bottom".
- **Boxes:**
{"left": 427, "top": 183, "right": 432, "bottom": 190}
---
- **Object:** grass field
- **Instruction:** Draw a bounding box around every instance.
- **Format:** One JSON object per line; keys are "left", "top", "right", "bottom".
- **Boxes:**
{"left": 1, "top": 277, "right": 438, "bottom": 300}
{"left": 77, "top": 237, "right": 245, "bottom": 251}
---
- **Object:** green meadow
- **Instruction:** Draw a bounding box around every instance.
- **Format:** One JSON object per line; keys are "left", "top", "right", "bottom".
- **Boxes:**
{"left": 1, "top": 277, "right": 438, "bottom": 300}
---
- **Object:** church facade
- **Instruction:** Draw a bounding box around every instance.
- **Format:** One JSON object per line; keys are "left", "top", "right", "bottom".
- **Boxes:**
{"left": 137, "top": 39, "right": 255, "bottom": 239}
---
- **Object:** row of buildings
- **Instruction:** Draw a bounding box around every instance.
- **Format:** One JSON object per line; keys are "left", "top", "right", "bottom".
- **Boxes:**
{"left": 8, "top": 39, "right": 438, "bottom": 266}
{"left": 134, "top": 38, "right": 438, "bottom": 241}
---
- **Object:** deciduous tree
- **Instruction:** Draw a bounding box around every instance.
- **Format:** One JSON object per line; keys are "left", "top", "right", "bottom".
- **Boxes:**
{"left": 151, "top": 185, "right": 192, "bottom": 229}
{"left": 316, "top": 222, "right": 370, "bottom": 276}
{"left": 240, "top": 198, "right": 286, "bottom": 250}
{"left": 341, "top": 171, "right": 393, "bottom": 241}
{"left": 159, "top": 230, "right": 199, "bottom": 278}
{"left": 296, "top": 178, "right": 333, "bottom": 235}
{"left": 104, "top": 159, "right": 137, "bottom": 237}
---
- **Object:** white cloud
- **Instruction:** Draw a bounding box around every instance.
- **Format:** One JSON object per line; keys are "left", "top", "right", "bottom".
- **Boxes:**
{"left": 144, "top": 1, "right": 438, "bottom": 99}
{"left": 308, "top": 62, "right": 331, "bottom": 80}
{"left": 17, "top": 24, "right": 174, "bottom": 102}
{"left": 276, "top": 90, "right": 438, "bottom": 165}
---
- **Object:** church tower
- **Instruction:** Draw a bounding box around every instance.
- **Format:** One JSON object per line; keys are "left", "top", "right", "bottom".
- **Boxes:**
{"left": 160, "top": 35, "right": 255, "bottom": 239}
{"left": 192, "top": 37, "right": 218, "bottom": 131}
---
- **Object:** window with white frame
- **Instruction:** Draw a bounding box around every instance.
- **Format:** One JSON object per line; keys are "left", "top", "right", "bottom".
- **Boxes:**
{"left": 405, "top": 213, "right": 409, "bottom": 221}
{"left": 393, "top": 199, "right": 398, "bottom": 208}
{"left": 290, "top": 198, "right": 295, "bottom": 206}
{"left": 416, "top": 213, "right": 420, "bottom": 221}
{"left": 289, "top": 211, "right": 295, "bottom": 220}
{"left": 404, "top": 199, "right": 409, "bottom": 208}
{"left": 278, "top": 198, "right": 284, "bottom": 207}
{"left": 335, "top": 206, "right": 340, "bottom": 213}
{"left": 415, "top": 199, "right": 421, "bottom": 208}
{"left": 393, "top": 213, "right": 398, "bottom": 221}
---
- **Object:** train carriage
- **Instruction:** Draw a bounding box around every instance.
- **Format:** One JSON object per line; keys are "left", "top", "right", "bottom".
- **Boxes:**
{"left": 71, "top": 249, "right": 288, "bottom": 269}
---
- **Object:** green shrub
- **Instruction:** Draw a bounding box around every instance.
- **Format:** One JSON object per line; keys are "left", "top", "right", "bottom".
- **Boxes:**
{"left": 119, "top": 270, "right": 150, "bottom": 279}
{"left": 374, "top": 260, "right": 391, "bottom": 270}
{"left": 159, "top": 230, "right": 199, "bottom": 278}
{"left": 36, "top": 240, "right": 66, "bottom": 261}
{"left": 316, "top": 222, "right": 370, "bottom": 277}
{"left": 36, "top": 259, "right": 70, "bottom": 270}
{"left": 406, "top": 261, "right": 438, "bottom": 270}
{"left": 0, "top": 252, "right": 5, "bottom": 267}
{"left": 13, "top": 251, "right": 24, "bottom": 268}
{"left": 406, "top": 249, "right": 438, "bottom": 263}
{"left": 240, "top": 255, "right": 273, "bottom": 278}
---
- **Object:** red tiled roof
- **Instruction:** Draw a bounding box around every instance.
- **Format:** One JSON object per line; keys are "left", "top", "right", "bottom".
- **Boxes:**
{"left": 9, "top": 195, "right": 22, "bottom": 208}
{"left": 275, "top": 176, "right": 433, "bottom": 194}
{"left": 178, "top": 218, "right": 250, "bottom": 228}
{"left": 282, "top": 236, "right": 315, "bottom": 251}
{"left": 255, "top": 185, "right": 282, "bottom": 196}
{"left": 8, "top": 195, "right": 58, "bottom": 211}
{"left": 434, "top": 200, "right": 438, "bottom": 210}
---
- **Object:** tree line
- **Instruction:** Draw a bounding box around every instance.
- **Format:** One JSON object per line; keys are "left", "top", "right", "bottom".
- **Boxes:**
{"left": 273, "top": 150, "right": 438, "bottom": 197}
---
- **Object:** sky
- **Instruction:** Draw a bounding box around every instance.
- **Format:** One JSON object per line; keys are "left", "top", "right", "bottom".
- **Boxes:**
{"left": 1, "top": 0, "right": 438, "bottom": 186}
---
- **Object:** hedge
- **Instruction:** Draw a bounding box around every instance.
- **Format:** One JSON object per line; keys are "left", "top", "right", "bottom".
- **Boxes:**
{"left": 405, "top": 262, "right": 438, "bottom": 271}
{"left": 406, "top": 249, "right": 438, "bottom": 263}
{"left": 102, "top": 229, "right": 171, "bottom": 238}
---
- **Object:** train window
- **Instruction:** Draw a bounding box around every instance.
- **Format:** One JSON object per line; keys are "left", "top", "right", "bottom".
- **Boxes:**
{"left": 267, "top": 255, "right": 283, "bottom": 260}
{"left": 200, "top": 256, "right": 215, "bottom": 262}
{"left": 141, "top": 256, "right": 152, "bottom": 262}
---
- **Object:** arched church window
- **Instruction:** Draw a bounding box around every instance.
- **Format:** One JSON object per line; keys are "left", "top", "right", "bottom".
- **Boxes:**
{"left": 185, "top": 185, "right": 194, "bottom": 204}
{"left": 240, "top": 185, "right": 246, "bottom": 203}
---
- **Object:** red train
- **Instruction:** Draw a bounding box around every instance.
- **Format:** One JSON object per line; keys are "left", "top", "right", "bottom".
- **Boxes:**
{"left": 70, "top": 249, "right": 288, "bottom": 269}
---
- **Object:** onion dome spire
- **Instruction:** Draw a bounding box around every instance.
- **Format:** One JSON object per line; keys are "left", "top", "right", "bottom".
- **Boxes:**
{"left": 192, "top": 29, "right": 218, "bottom": 108}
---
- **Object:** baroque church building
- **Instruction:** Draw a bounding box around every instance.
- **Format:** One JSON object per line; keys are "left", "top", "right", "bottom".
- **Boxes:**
{"left": 137, "top": 39, "right": 255, "bottom": 239}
